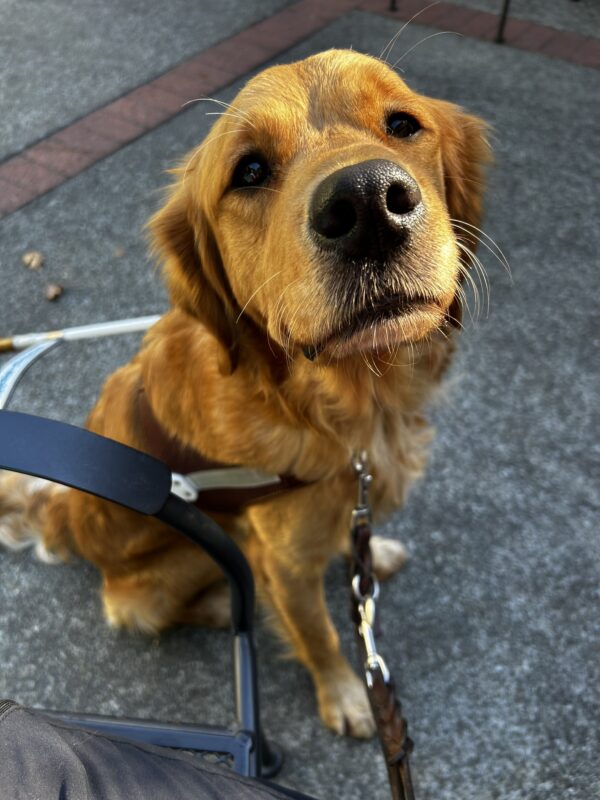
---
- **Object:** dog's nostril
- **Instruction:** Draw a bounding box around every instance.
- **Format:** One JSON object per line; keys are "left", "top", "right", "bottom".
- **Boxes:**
{"left": 386, "top": 182, "right": 421, "bottom": 216}
{"left": 315, "top": 198, "right": 357, "bottom": 239}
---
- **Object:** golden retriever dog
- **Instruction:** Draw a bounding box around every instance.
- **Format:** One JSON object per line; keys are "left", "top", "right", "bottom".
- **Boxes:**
{"left": 0, "top": 50, "right": 489, "bottom": 737}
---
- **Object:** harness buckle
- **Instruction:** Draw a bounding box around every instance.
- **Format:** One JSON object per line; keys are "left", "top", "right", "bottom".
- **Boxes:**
{"left": 171, "top": 473, "right": 199, "bottom": 502}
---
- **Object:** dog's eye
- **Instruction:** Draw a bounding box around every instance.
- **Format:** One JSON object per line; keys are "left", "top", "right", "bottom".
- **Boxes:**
{"left": 232, "top": 155, "right": 270, "bottom": 189}
{"left": 386, "top": 112, "right": 421, "bottom": 139}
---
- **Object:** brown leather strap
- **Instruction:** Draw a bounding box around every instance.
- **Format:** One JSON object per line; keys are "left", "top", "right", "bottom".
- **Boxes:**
{"left": 136, "top": 387, "right": 309, "bottom": 513}
{"left": 367, "top": 668, "right": 415, "bottom": 800}
{"left": 350, "top": 456, "right": 416, "bottom": 800}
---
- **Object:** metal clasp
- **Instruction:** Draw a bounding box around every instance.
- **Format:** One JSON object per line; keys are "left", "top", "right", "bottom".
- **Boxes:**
{"left": 352, "top": 574, "right": 390, "bottom": 685}
{"left": 171, "top": 473, "right": 199, "bottom": 502}
{"left": 352, "top": 449, "right": 373, "bottom": 508}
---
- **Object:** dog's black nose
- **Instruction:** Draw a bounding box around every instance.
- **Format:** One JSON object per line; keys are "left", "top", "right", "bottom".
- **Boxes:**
{"left": 309, "top": 159, "right": 422, "bottom": 260}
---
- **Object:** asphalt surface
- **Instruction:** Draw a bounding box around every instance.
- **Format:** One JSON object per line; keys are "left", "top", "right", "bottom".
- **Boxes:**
{"left": 1, "top": 6, "right": 599, "bottom": 800}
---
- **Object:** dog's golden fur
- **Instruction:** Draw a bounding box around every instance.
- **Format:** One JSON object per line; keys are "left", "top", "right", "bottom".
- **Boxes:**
{"left": 0, "top": 50, "right": 490, "bottom": 737}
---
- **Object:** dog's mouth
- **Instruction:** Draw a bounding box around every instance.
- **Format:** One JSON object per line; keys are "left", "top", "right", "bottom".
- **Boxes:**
{"left": 302, "top": 293, "right": 443, "bottom": 360}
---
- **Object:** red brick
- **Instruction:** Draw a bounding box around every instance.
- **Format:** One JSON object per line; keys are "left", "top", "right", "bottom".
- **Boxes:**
{"left": 25, "top": 138, "right": 93, "bottom": 176}
{"left": 377, "top": 0, "right": 431, "bottom": 17}
{"left": 500, "top": 18, "right": 535, "bottom": 44}
{"left": 541, "top": 30, "right": 588, "bottom": 60}
{"left": 0, "top": 155, "right": 63, "bottom": 192}
{"left": 577, "top": 38, "right": 600, "bottom": 68}
{"left": 174, "top": 56, "right": 238, "bottom": 94}
{"left": 228, "top": 27, "right": 282, "bottom": 56}
{"left": 356, "top": 0, "right": 383, "bottom": 11}
{"left": 297, "top": 0, "right": 359, "bottom": 20}
{"left": 416, "top": 3, "right": 457, "bottom": 27}
{"left": 200, "top": 38, "right": 271, "bottom": 74}
{"left": 240, "top": 15, "right": 305, "bottom": 51}
{"left": 54, "top": 118, "right": 116, "bottom": 158}
{"left": 105, "top": 94, "right": 173, "bottom": 129}
{"left": 456, "top": 10, "right": 498, "bottom": 40}
{"left": 151, "top": 69, "right": 209, "bottom": 103}
{"left": 130, "top": 82, "right": 183, "bottom": 115}
{"left": 434, "top": 6, "right": 480, "bottom": 34}
{"left": 0, "top": 178, "right": 38, "bottom": 217}
{"left": 510, "top": 22, "right": 556, "bottom": 50}
{"left": 234, "top": 5, "right": 325, "bottom": 52}
{"left": 82, "top": 108, "right": 145, "bottom": 145}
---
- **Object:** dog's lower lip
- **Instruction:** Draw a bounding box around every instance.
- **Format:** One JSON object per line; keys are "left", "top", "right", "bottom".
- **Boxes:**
{"left": 339, "top": 294, "right": 425, "bottom": 340}
{"left": 303, "top": 294, "right": 431, "bottom": 359}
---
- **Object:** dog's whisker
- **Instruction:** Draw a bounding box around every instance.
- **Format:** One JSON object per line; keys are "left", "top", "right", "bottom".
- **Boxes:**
{"left": 468, "top": 250, "right": 492, "bottom": 318}
{"left": 183, "top": 97, "right": 256, "bottom": 128}
{"left": 451, "top": 218, "right": 512, "bottom": 280}
{"left": 451, "top": 218, "right": 509, "bottom": 270}
{"left": 269, "top": 277, "right": 306, "bottom": 365}
{"left": 204, "top": 111, "right": 253, "bottom": 126}
{"left": 391, "top": 30, "right": 463, "bottom": 69}
{"left": 379, "top": 1, "right": 442, "bottom": 62}
{"left": 457, "top": 239, "right": 491, "bottom": 318}
{"left": 458, "top": 260, "right": 482, "bottom": 321}
{"left": 454, "top": 282, "right": 470, "bottom": 327}
{"left": 236, "top": 271, "right": 282, "bottom": 324}
{"left": 458, "top": 262, "right": 480, "bottom": 318}
{"left": 443, "top": 173, "right": 486, "bottom": 187}
{"left": 361, "top": 349, "right": 379, "bottom": 377}
{"left": 239, "top": 185, "right": 284, "bottom": 196}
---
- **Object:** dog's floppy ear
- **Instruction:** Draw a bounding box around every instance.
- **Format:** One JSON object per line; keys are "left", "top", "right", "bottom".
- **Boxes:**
{"left": 149, "top": 183, "right": 240, "bottom": 374}
{"left": 432, "top": 99, "right": 491, "bottom": 244}
{"left": 431, "top": 100, "right": 492, "bottom": 328}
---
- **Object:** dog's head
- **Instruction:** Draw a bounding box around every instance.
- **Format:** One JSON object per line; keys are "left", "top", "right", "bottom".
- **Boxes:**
{"left": 151, "top": 50, "right": 490, "bottom": 371}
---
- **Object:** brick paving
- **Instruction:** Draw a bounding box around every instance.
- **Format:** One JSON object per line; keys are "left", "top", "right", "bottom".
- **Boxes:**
{"left": 0, "top": 0, "right": 598, "bottom": 219}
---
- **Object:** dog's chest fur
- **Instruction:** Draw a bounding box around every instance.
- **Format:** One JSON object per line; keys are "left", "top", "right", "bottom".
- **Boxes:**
{"left": 137, "top": 311, "right": 451, "bottom": 523}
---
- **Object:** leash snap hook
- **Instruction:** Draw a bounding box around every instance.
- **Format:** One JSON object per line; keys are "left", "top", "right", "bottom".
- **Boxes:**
{"left": 352, "top": 449, "right": 373, "bottom": 508}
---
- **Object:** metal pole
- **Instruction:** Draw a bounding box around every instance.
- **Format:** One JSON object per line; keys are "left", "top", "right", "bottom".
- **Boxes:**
{"left": 0, "top": 314, "right": 161, "bottom": 353}
{"left": 0, "top": 340, "right": 61, "bottom": 410}
{"left": 496, "top": 0, "right": 511, "bottom": 43}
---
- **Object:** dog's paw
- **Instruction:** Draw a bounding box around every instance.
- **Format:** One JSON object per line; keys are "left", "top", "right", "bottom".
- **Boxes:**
{"left": 317, "top": 664, "right": 375, "bottom": 739}
{"left": 0, "top": 471, "right": 44, "bottom": 551}
{"left": 370, "top": 535, "right": 408, "bottom": 581}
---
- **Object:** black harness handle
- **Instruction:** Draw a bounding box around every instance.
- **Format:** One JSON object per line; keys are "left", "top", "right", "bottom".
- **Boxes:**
{"left": 0, "top": 410, "right": 255, "bottom": 635}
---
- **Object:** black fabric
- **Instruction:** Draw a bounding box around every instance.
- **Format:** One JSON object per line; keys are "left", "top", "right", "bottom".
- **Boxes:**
{"left": 0, "top": 701, "right": 317, "bottom": 800}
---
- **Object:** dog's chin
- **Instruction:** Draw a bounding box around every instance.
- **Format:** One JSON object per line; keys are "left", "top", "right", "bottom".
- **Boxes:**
{"left": 296, "top": 290, "right": 447, "bottom": 361}
{"left": 320, "top": 303, "right": 445, "bottom": 359}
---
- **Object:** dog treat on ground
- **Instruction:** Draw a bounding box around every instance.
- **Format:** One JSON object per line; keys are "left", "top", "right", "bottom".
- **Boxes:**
{"left": 21, "top": 250, "right": 44, "bottom": 270}
{"left": 44, "top": 283, "right": 64, "bottom": 301}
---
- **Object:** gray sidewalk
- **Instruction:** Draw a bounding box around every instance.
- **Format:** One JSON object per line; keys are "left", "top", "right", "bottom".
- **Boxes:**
{"left": 450, "top": 0, "right": 600, "bottom": 36}
{"left": 0, "top": 0, "right": 292, "bottom": 161}
{"left": 1, "top": 6, "right": 599, "bottom": 800}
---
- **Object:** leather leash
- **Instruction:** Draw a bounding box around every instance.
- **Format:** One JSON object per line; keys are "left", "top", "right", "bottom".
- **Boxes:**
{"left": 350, "top": 452, "right": 415, "bottom": 800}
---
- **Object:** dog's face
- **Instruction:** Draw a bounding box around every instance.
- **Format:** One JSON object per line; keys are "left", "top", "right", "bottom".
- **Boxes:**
{"left": 152, "top": 50, "right": 490, "bottom": 366}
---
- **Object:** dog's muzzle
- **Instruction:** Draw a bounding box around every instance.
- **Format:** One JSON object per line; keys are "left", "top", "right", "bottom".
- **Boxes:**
{"left": 309, "top": 159, "right": 422, "bottom": 262}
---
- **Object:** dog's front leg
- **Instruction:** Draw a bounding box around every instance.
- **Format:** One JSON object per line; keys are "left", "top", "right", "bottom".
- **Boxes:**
{"left": 260, "top": 547, "right": 375, "bottom": 739}
{"left": 246, "top": 497, "right": 375, "bottom": 739}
